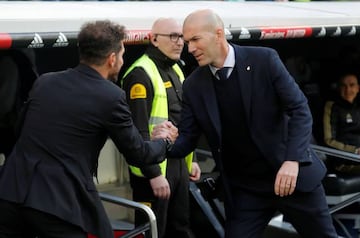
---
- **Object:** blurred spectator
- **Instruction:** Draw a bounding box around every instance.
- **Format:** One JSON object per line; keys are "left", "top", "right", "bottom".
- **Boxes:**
{"left": 323, "top": 72, "right": 360, "bottom": 174}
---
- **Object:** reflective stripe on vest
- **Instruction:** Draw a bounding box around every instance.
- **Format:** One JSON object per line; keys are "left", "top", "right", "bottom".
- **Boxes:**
{"left": 123, "top": 54, "right": 193, "bottom": 176}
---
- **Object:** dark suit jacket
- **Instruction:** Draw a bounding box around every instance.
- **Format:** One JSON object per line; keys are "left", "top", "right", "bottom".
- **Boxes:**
{"left": 168, "top": 44, "right": 326, "bottom": 193}
{"left": 0, "top": 64, "right": 167, "bottom": 238}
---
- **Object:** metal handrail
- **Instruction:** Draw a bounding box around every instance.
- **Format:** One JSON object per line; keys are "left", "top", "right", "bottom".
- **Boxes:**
{"left": 195, "top": 148, "right": 213, "bottom": 158}
{"left": 99, "top": 192, "right": 157, "bottom": 238}
{"left": 310, "top": 144, "right": 360, "bottom": 163}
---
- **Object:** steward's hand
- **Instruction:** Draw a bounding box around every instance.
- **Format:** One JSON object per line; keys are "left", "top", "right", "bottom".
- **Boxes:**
{"left": 189, "top": 162, "right": 201, "bottom": 181}
{"left": 150, "top": 175, "right": 170, "bottom": 200}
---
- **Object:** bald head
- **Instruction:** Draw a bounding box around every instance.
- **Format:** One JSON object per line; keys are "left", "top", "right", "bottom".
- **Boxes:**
{"left": 183, "top": 9, "right": 224, "bottom": 33}
{"left": 151, "top": 18, "right": 182, "bottom": 35}
{"left": 150, "top": 17, "right": 184, "bottom": 61}
{"left": 182, "top": 9, "right": 228, "bottom": 67}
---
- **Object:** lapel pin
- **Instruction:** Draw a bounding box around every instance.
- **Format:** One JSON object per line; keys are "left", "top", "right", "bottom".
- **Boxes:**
{"left": 246, "top": 66, "right": 251, "bottom": 71}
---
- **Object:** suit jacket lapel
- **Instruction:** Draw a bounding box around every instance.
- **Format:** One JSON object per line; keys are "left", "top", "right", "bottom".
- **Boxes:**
{"left": 202, "top": 69, "right": 222, "bottom": 138}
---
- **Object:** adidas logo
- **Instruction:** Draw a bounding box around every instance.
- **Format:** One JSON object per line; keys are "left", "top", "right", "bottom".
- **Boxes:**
{"left": 28, "top": 33, "right": 44, "bottom": 48}
{"left": 239, "top": 27, "right": 251, "bottom": 40}
{"left": 347, "top": 26, "right": 356, "bottom": 36}
{"left": 316, "top": 27, "right": 326, "bottom": 38}
{"left": 331, "top": 26, "right": 341, "bottom": 37}
{"left": 53, "top": 32, "right": 69, "bottom": 47}
{"left": 224, "top": 28, "right": 233, "bottom": 41}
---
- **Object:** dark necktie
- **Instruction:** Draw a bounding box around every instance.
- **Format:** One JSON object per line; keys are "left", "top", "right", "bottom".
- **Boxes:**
{"left": 216, "top": 67, "right": 229, "bottom": 80}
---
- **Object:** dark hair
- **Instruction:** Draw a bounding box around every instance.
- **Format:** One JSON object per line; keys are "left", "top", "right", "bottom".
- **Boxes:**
{"left": 77, "top": 20, "right": 126, "bottom": 65}
{"left": 338, "top": 72, "right": 359, "bottom": 83}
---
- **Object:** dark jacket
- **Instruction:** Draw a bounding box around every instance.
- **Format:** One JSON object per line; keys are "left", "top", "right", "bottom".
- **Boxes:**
{"left": 0, "top": 64, "right": 167, "bottom": 238}
{"left": 323, "top": 97, "right": 360, "bottom": 153}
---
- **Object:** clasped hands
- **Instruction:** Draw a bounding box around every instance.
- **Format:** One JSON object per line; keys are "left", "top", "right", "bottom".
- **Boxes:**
{"left": 151, "top": 120, "right": 178, "bottom": 143}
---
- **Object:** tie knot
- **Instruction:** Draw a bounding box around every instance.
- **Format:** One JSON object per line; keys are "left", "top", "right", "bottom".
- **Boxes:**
{"left": 216, "top": 67, "right": 229, "bottom": 80}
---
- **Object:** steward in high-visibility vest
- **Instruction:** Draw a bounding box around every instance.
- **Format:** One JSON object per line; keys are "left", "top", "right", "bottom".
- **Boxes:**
{"left": 123, "top": 54, "right": 193, "bottom": 177}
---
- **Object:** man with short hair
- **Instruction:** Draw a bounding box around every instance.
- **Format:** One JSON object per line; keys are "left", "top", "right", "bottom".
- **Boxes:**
{"left": 324, "top": 72, "right": 360, "bottom": 173}
{"left": 0, "top": 20, "right": 172, "bottom": 238}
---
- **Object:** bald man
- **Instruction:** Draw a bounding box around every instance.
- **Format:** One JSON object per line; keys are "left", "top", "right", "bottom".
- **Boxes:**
{"left": 122, "top": 18, "right": 201, "bottom": 238}
{"left": 154, "top": 9, "right": 338, "bottom": 238}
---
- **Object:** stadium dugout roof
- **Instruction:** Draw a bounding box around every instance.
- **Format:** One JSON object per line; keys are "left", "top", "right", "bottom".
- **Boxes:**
{"left": 0, "top": 1, "right": 360, "bottom": 49}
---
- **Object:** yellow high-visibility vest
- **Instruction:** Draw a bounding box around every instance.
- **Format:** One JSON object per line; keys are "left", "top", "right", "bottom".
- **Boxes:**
{"left": 123, "top": 54, "right": 193, "bottom": 177}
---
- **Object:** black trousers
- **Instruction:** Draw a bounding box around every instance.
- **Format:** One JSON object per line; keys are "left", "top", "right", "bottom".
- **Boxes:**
{"left": 224, "top": 185, "right": 338, "bottom": 238}
{"left": 0, "top": 199, "right": 87, "bottom": 238}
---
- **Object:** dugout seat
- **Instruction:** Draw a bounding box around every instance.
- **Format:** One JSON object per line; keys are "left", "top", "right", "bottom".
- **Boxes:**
{"left": 311, "top": 144, "right": 360, "bottom": 238}
{"left": 310, "top": 144, "right": 360, "bottom": 212}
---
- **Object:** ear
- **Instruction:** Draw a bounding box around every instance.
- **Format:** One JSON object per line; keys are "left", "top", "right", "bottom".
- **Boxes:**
{"left": 107, "top": 52, "right": 116, "bottom": 68}
{"left": 150, "top": 33, "right": 158, "bottom": 46}
{"left": 216, "top": 28, "right": 224, "bottom": 40}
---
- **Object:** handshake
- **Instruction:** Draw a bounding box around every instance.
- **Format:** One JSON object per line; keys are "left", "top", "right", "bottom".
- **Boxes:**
{"left": 152, "top": 120, "right": 178, "bottom": 145}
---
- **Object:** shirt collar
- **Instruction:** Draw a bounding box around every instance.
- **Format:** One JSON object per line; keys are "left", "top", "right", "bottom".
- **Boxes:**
{"left": 209, "top": 44, "right": 235, "bottom": 76}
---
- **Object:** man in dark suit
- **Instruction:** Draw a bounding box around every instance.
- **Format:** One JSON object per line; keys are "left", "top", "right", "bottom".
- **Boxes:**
{"left": 0, "top": 20, "right": 173, "bottom": 238}
{"left": 153, "top": 9, "right": 337, "bottom": 238}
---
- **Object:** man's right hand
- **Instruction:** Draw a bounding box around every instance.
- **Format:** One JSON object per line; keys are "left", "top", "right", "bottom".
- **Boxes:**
{"left": 151, "top": 120, "right": 178, "bottom": 143}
